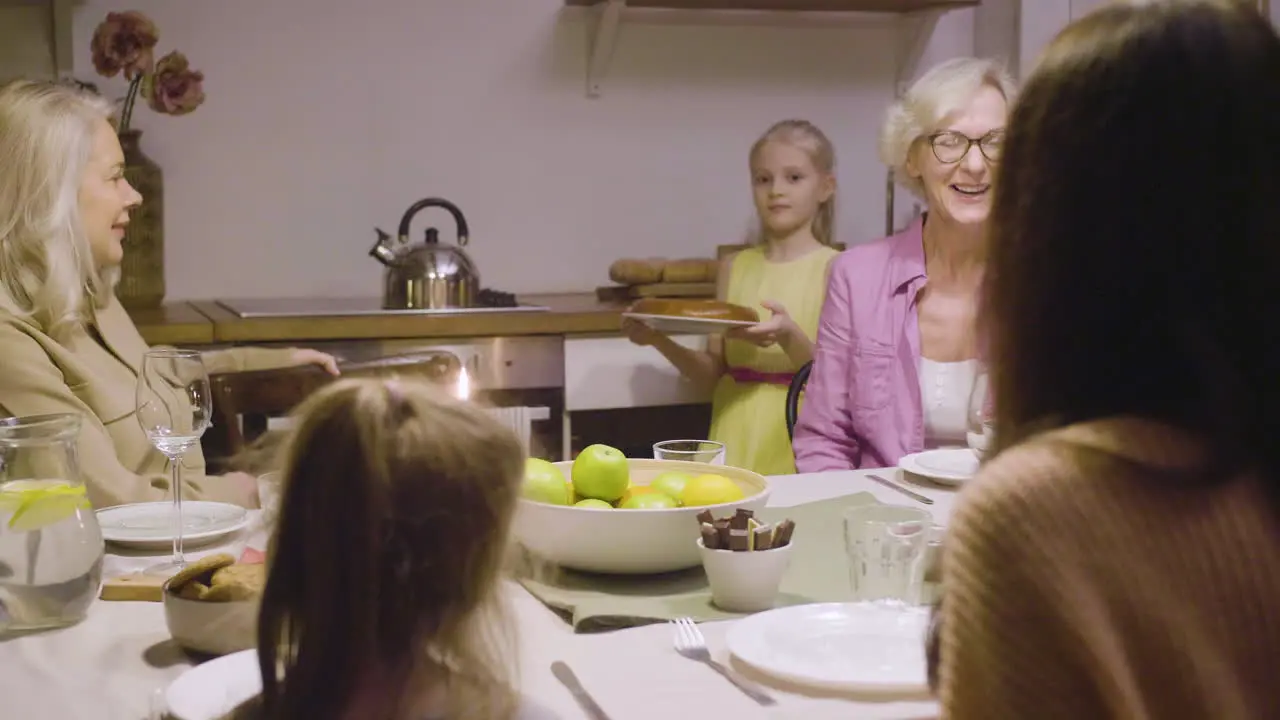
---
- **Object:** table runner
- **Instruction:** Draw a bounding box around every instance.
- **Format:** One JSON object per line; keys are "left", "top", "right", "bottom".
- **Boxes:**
{"left": 519, "top": 491, "right": 884, "bottom": 632}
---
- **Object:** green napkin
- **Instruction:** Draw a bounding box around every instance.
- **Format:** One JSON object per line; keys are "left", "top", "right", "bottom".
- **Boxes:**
{"left": 518, "top": 492, "right": 879, "bottom": 632}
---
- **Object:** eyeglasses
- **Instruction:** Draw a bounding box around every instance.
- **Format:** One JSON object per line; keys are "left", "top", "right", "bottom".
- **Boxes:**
{"left": 927, "top": 130, "right": 1005, "bottom": 164}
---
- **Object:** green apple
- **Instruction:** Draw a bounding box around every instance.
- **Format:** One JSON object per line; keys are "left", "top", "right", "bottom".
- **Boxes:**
{"left": 620, "top": 491, "right": 679, "bottom": 510}
{"left": 649, "top": 471, "right": 693, "bottom": 505}
{"left": 522, "top": 457, "right": 572, "bottom": 505}
{"left": 573, "top": 498, "right": 613, "bottom": 509}
{"left": 572, "top": 444, "right": 630, "bottom": 502}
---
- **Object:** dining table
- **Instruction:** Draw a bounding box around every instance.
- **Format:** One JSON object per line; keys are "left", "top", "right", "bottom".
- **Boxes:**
{"left": 0, "top": 467, "right": 960, "bottom": 720}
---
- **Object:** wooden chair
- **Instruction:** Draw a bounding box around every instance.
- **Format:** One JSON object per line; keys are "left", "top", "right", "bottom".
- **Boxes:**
{"left": 785, "top": 360, "right": 813, "bottom": 441}
{"left": 204, "top": 351, "right": 461, "bottom": 471}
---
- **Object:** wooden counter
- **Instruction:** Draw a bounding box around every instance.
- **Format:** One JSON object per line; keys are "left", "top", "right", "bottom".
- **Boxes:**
{"left": 130, "top": 293, "right": 628, "bottom": 345}
{"left": 126, "top": 302, "right": 217, "bottom": 345}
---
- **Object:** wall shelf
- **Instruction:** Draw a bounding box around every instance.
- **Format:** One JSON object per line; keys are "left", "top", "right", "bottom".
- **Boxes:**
{"left": 566, "top": 0, "right": 976, "bottom": 10}
{"left": 565, "top": 0, "right": 979, "bottom": 97}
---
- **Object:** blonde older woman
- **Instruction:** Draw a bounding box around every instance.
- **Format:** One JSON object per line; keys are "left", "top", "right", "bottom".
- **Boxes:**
{"left": 0, "top": 79, "right": 337, "bottom": 509}
{"left": 793, "top": 57, "right": 1015, "bottom": 471}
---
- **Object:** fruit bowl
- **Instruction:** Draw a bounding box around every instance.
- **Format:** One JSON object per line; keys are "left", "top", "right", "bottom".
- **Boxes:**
{"left": 511, "top": 458, "right": 771, "bottom": 574}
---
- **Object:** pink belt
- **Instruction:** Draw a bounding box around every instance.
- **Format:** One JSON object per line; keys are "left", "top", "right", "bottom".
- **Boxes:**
{"left": 727, "top": 367, "right": 795, "bottom": 386}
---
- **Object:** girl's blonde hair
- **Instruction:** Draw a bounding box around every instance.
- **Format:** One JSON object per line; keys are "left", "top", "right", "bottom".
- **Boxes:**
{"left": 0, "top": 79, "right": 118, "bottom": 338}
{"left": 749, "top": 119, "right": 837, "bottom": 246}
{"left": 879, "top": 57, "right": 1017, "bottom": 198}
{"left": 238, "top": 377, "right": 526, "bottom": 720}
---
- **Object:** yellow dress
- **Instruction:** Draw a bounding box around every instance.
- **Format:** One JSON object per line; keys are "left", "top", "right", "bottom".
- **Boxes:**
{"left": 709, "top": 245, "right": 839, "bottom": 475}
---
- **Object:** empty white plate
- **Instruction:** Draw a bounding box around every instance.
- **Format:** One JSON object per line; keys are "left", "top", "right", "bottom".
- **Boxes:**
{"left": 165, "top": 648, "right": 260, "bottom": 720}
{"left": 97, "top": 501, "right": 250, "bottom": 549}
{"left": 622, "top": 312, "right": 756, "bottom": 335}
{"left": 726, "top": 601, "right": 931, "bottom": 693}
{"left": 899, "top": 448, "right": 980, "bottom": 486}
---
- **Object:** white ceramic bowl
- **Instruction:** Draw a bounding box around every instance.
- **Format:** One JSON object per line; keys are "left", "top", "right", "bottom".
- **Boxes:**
{"left": 162, "top": 581, "right": 259, "bottom": 656}
{"left": 511, "top": 458, "right": 771, "bottom": 574}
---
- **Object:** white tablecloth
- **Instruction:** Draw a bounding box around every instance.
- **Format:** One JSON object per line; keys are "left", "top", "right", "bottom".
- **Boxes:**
{"left": 0, "top": 468, "right": 958, "bottom": 720}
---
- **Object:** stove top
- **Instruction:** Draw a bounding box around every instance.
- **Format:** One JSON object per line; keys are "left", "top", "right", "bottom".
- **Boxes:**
{"left": 216, "top": 291, "right": 550, "bottom": 319}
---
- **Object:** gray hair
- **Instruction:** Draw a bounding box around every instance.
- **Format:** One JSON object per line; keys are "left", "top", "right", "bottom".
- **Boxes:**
{"left": 879, "top": 57, "right": 1017, "bottom": 198}
{"left": 0, "top": 79, "right": 117, "bottom": 338}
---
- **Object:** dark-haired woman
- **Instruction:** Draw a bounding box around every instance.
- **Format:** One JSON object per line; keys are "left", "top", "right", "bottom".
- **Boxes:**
{"left": 935, "top": 1, "right": 1280, "bottom": 717}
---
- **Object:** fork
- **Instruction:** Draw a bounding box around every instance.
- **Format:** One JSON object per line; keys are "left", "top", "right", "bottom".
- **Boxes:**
{"left": 669, "top": 617, "right": 776, "bottom": 706}
{"left": 148, "top": 687, "right": 167, "bottom": 720}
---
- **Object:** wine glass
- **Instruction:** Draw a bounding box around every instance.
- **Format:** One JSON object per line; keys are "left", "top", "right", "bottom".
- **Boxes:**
{"left": 966, "top": 366, "right": 994, "bottom": 459}
{"left": 136, "top": 348, "right": 211, "bottom": 575}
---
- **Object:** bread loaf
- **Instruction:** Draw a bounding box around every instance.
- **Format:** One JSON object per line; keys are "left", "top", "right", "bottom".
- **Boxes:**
{"left": 628, "top": 298, "right": 759, "bottom": 323}
{"left": 661, "top": 258, "right": 715, "bottom": 284}
{"left": 704, "top": 259, "right": 720, "bottom": 282}
{"left": 609, "top": 258, "right": 666, "bottom": 285}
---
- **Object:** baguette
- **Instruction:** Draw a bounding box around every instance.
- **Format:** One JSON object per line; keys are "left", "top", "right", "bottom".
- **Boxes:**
{"left": 661, "top": 258, "right": 715, "bottom": 284}
{"left": 609, "top": 258, "right": 666, "bottom": 285}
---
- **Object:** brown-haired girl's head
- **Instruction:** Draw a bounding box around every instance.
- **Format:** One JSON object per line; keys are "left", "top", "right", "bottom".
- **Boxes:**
{"left": 983, "top": 0, "right": 1280, "bottom": 477}
{"left": 248, "top": 376, "right": 525, "bottom": 719}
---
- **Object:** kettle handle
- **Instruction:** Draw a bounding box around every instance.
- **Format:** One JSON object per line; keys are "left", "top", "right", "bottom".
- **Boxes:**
{"left": 397, "top": 197, "right": 470, "bottom": 247}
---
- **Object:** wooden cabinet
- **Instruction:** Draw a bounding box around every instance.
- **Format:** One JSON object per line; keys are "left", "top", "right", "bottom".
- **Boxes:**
{"left": 0, "top": 0, "right": 72, "bottom": 83}
{"left": 130, "top": 298, "right": 715, "bottom": 461}
{"left": 565, "top": 335, "right": 710, "bottom": 411}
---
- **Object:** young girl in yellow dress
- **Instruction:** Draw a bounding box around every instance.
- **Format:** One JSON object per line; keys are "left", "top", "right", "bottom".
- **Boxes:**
{"left": 623, "top": 119, "right": 840, "bottom": 475}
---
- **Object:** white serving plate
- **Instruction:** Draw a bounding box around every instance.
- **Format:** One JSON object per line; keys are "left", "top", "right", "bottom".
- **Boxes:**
{"left": 898, "top": 448, "right": 980, "bottom": 486}
{"left": 164, "top": 648, "right": 260, "bottom": 720}
{"left": 726, "top": 601, "right": 931, "bottom": 693}
{"left": 622, "top": 312, "right": 756, "bottom": 335}
{"left": 97, "top": 501, "right": 249, "bottom": 549}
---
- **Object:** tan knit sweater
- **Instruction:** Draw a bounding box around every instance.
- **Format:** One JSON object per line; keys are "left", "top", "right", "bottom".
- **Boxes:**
{"left": 939, "top": 417, "right": 1280, "bottom": 719}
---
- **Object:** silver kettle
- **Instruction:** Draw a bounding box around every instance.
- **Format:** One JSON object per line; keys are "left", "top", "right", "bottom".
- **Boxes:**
{"left": 370, "top": 197, "right": 479, "bottom": 310}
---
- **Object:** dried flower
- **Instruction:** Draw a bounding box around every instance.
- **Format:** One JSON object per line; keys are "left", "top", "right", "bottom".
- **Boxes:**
{"left": 90, "top": 11, "right": 158, "bottom": 81}
{"left": 89, "top": 10, "right": 206, "bottom": 133}
{"left": 143, "top": 52, "right": 205, "bottom": 116}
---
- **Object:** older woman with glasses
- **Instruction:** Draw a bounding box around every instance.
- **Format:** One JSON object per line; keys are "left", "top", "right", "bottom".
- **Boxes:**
{"left": 793, "top": 57, "right": 1015, "bottom": 471}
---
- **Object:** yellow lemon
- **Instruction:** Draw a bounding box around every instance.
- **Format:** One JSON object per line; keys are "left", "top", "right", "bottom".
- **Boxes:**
{"left": 618, "top": 485, "right": 656, "bottom": 505}
{"left": 680, "top": 474, "right": 745, "bottom": 507}
{"left": 619, "top": 491, "right": 678, "bottom": 510}
{"left": 0, "top": 481, "right": 91, "bottom": 532}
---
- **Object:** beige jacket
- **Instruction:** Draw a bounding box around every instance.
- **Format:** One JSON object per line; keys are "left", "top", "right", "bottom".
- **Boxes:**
{"left": 0, "top": 296, "right": 297, "bottom": 508}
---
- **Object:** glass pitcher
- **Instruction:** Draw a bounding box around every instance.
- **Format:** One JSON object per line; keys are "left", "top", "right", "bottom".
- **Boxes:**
{"left": 0, "top": 413, "right": 104, "bottom": 634}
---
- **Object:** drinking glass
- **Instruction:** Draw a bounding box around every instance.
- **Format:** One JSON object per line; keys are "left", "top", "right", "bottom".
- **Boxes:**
{"left": 844, "top": 504, "right": 932, "bottom": 604}
{"left": 966, "top": 367, "right": 994, "bottom": 458}
{"left": 917, "top": 524, "right": 946, "bottom": 606}
{"left": 136, "top": 348, "right": 211, "bottom": 575}
{"left": 653, "top": 439, "right": 725, "bottom": 465}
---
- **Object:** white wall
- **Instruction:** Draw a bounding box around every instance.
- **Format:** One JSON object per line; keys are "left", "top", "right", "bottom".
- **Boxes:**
{"left": 36, "top": 0, "right": 987, "bottom": 301}
{"left": 1, "top": 1, "right": 1274, "bottom": 300}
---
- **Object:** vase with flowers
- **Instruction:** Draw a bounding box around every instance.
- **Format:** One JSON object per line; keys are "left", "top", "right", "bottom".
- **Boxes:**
{"left": 88, "top": 10, "right": 206, "bottom": 310}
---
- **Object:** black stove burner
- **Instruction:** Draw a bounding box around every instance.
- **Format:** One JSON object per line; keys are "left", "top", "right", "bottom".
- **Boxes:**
{"left": 475, "top": 288, "right": 519, "bottom": 308}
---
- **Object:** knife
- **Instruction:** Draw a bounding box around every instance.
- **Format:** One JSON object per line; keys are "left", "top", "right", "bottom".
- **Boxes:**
{"left": 551, "top": 660, "right": 611, "bottom": 720}
{"left": 867, "top": 473, "right": 935, "bottom": 505}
